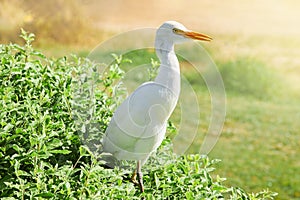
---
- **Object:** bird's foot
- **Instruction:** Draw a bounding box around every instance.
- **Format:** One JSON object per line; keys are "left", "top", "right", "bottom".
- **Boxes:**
{"left": 131, "top": 171, "right": 139, "bottom": 185}
{"left": 131, "top": 171, "right": 144, "bottom": 192}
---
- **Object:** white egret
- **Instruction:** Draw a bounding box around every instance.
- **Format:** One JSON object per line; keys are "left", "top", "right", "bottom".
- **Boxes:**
{"left": 102, "top": 21, "right": 212, "bottom": 192}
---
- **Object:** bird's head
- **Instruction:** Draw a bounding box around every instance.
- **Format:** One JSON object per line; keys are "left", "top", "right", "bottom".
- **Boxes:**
{"left": 156, "top": 21, "right": 212, "bottom": 45}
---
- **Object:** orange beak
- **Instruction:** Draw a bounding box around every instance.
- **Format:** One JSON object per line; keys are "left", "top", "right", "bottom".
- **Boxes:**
{"left": 183, "top": 31, "right": 212, "bottom": 41}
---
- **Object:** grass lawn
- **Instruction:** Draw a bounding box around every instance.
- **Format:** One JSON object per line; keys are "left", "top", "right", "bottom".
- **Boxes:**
{"left": 209, "top": 95, "right": 300, "bottom": 199}
{"left": 185, "top": 34, "right": 300, "bottom": 199}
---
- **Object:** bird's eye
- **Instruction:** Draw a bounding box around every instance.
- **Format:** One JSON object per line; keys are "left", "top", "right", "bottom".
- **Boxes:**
{"left": 173, "top": 28, "right": 181, "bottom": 34}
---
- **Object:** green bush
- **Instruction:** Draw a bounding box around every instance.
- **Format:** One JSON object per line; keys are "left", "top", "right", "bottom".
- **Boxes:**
{"left": 0, "top": 31, "right": 277, "bottom": 199}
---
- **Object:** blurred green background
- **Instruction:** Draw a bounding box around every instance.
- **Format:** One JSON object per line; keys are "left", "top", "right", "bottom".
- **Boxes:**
{"left": 1, "top": 0, "right": 299, "bottom": 199}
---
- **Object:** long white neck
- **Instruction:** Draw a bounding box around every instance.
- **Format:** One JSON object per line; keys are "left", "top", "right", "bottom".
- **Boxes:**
{"left": 154, "top": 39, "right": 181, "bottom": 97}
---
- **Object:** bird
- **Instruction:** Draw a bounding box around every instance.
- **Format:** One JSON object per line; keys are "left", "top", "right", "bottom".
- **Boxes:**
{"left": 102, "top": 21, "right": 212, "bottom": 192}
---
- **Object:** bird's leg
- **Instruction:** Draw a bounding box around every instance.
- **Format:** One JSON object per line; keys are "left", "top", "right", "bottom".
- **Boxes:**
{"left": 130, "top": 161, "right": 144, "bottom": 192}
{"left": 137, "top": 160, "right": 144, "bottom": 192}
{"left": 131, "top": 168, "right": 138, "bottom": 185}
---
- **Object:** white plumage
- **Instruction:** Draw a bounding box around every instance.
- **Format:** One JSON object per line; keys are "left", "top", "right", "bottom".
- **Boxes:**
{"left": 102, "top": 21, "right": 212, "bottom": 192}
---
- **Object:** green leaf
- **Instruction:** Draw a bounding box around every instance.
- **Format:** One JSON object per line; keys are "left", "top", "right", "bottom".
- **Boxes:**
{"left": 31, "top": 51, "right": 46, "bottom": 58}
{"left": 49, "top": 150, "right": 71, "bottom": 154}
{"left": 47, "top": 138, "right": 63, "bottom": 149}
{"left": 34, "top": 193, "right": 55, "bottom": 198}
{"left": 185, "top": 191, "right": 194, "bottom": 200}
{"left": 11, "top": 144, "right": 23, "bottom": 153}
{"left": 15, "top": 128, "right": 23, "bottom": 134}
{"left": 154, "top": 172, "right": 160, "bottom": 189}
{"left": 79, "top": 145, "right": 92, "bottom": 157}
{"left": 16, "top": 170, "right": 30, "bottom": 177}
{"left": 3, "top": 123, "right": 14, "bottom": 132}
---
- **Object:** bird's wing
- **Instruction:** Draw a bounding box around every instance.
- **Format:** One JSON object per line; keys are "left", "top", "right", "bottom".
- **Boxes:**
{"left": 111, "top": 81, "right": 178, "bottom": 136}
{"left": 103, "top": 81, "right": 178, "bottom": 160}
